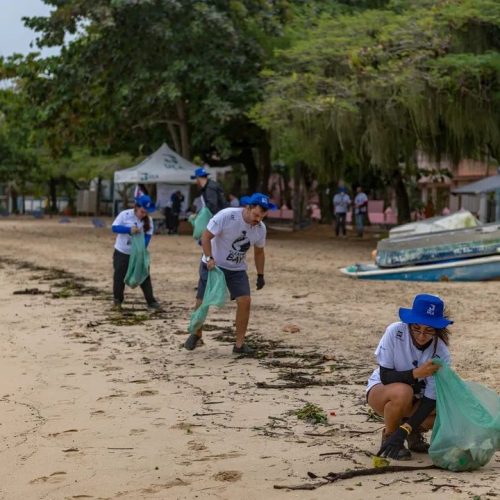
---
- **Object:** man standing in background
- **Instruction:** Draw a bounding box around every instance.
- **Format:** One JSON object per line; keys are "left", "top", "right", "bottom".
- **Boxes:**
{"left": 354, "top": 186, "right": 368, "bottom": 237}
{"left": 169, "top": 190, "right": 184, "bottom": 234}
{"left": 191, "top": 167, "right": 228, "bottom": 215}
{"left": 333, "top": 187, "right": 351, "bottom": 237}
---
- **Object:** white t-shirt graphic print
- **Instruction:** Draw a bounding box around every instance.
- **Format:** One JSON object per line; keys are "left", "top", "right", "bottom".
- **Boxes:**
{"left": 366, "top": 321, "right": 451, "bottom": 400}
{"left": 205, "top": 208, "right": 266, "bottom": 271}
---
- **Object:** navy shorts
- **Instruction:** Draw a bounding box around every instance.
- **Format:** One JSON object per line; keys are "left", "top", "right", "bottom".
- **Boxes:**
{"left": 196, "top": 262, "right": 250, "bottom": 300}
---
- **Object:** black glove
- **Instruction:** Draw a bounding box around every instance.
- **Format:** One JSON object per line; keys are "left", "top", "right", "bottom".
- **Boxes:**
{"left": 377, "top": 427, "right": 407, "bottom": 459}
{"left": 256, "top": 274, "right": 265, "bottom": 290}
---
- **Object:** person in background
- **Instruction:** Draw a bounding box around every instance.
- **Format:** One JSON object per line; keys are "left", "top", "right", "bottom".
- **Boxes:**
{"left": 424, "top": 199, "right": 435, "bottom": 219}
{"left": 191, "top": 167, "right": 228, "bottom": 215}
{"left": 333, "top": 187, "right": 351, "bottom": 237}
{"left": 169, "top": 190, "right": 185, "bottom": 235}
{"left": 111, "top": 195, "right": 160, "bottom": 310}
{"left": 367, "top": 294, "right": 452, "bottom": 460}
{"left": 229, "top": 194, "right": 240, "bottom": 208}
{"left": 354, "top": 186, "right": 369, "bottom": 237}
{"left": 134, "top": 183, "right": 149, "bottom": 199}
{"left": 184, "top": 193, "right": 275, "bottom": 356}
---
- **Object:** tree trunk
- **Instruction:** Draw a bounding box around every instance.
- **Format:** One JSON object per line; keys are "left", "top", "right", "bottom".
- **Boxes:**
{"left": 49, "top": 178, "right": 58, "bottom": 214}
{"left": 292, "top": 161, "right": 302, "bottom": 230}
{"left": 258, "top": 139, "right": 272, "bottom": 194}
{"left": 176, "top": 100, "right": 191, "bottom": 160}
{"left": 9, "top": 184, "right": 18, "bottom": 214}
{"left": 392, "top": 168, "right": 411, "bottom": 224}
{"left": 319, "top": 183, "right": 335, "bottom": 224}
{"left": 95, "top": 176, "right": 102, "bottom": 216}
{"left": 167, "top": 122, "right": 182, "bottom": 154}
{"left": 240, "top": 147, "right": 258, "bottom": 193}
{"left": 281, "top": 168, "right": 292, "bottom": 208}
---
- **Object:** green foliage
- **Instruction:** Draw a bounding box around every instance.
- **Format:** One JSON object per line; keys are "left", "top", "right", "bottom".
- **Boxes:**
{"left": 295, "top": 403, "right": 328, "bottom": 424}
{"left": 254, "top": 0, "right": 500, "bottom": 177}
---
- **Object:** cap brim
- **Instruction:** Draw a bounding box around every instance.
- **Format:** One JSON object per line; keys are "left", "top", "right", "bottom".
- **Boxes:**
{"left": 399, "top": 307, "right": 453, "bottom": 329}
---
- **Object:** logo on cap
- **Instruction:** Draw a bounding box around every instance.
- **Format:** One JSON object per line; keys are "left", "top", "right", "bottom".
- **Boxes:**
{"left": 426, "top": 304, "right": 436, "bottom": 316}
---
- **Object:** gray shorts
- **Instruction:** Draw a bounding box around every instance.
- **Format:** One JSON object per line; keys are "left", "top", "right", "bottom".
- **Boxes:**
{"left": 196, "top": 262, "right": 250, "bottom": 300}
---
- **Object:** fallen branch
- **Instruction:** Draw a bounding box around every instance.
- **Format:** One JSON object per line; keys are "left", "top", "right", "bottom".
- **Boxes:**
{"left": 431, "top": 483, "right": 462, "bottom": 492}
{"left": 274, "top": 465, "right": 438, "bottom": 491}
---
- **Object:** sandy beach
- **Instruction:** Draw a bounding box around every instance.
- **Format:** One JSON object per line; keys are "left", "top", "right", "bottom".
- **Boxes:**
{"left": 0, "top": 217, "right": 498, "bottom": 500}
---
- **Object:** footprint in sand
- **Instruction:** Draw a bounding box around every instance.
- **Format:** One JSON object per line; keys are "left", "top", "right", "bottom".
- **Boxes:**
{"left": 30, "top": 471, "right": 67, "bottom": 484}
{"left": 134, "top": 390, "right": 158, "bottom": 397}
{"left": 129, "top": 428, "right": 146, "bottom": 436}
{"left": 212, "top": 471, "right": 242, "bottom": 482}
{"left": 140, "top": 479, "right": 189, "bottom": 494}
{"left": 188, "top": 440, "right": 207, "bottom": 451}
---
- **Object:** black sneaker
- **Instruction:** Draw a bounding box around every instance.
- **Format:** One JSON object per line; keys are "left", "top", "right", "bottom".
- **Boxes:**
{"left": 112, "top": 300, "right": 122, "bottom": 311}
{"left": 233, "top": 343, "right": 255, "bottom": 356}
{"left": 407, "top": 431, "right": 430, "bottom": 453}
{"left": 147, "top": 301, "right": 161, "bottom": 310}
{"left": 184, "top": 334, "right": 201, "bottom": 351}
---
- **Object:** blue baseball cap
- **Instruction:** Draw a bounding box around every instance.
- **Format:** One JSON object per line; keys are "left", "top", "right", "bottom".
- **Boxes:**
{"left": 135, "top": 195, "right": 156, "bottom": 213}
{"left": 399, "top": 294, "right": 453, "bottom": 329}
{"left": 190, "top": 167, "right": 210, "bottom": 179}
{"left": 246, "top": 193, "right": 277, "bottom": 211}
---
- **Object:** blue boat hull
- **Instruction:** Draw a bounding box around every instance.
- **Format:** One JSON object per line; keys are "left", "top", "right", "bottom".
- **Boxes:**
{"left": 341, "top": 255, "right": 500, "bottom": 282}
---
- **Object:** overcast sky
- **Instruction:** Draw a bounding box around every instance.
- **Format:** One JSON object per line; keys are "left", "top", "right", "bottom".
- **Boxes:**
{"left": 0, "top": 0, "right": 57, "bottom": 57}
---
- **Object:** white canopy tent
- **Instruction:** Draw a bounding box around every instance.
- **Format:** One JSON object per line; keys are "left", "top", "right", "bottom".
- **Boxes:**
{"left": 114, "top": 143, "right": 201, "bottom": 185}
{"left": 113, "top": 143, "right": 229, "bottom": 214}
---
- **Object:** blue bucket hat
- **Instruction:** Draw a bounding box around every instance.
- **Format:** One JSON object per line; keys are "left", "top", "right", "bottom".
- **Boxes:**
{"left": 190, "top": 167, "right": 210, "bottom": 179}
{"left": 246, "top": 193, "right": 277, "bottom": 211}
{"left": 135, "top": 194, "right": 156, "bottom": 213}
{"left": 399, "top": 294, "right": 453, "bottom": 329}
{"left": 240, "top": 195, "right": 251, "bottom": 207}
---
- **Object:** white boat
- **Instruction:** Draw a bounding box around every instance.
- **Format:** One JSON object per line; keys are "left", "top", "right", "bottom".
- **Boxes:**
{"left": 376, "top": 216, "right": 500, "bottom": 268}
{"left": 341, "top": 254, "right": 500, "bottom": 282}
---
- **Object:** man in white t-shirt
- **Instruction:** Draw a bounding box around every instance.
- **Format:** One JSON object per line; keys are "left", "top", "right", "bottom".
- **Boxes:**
{"left": 185, "top": 193, "right": 276, "bottom": 355}
{"left": 333, "top": 187, "right": 351, "bottom": 237}
{"left": 354, "top": 186, "right": 368, "bottom": 237}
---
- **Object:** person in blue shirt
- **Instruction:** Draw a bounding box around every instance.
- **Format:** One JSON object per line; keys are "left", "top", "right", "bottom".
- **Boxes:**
{"left": 111, "top": 195, "right": 160, "bottom": 310}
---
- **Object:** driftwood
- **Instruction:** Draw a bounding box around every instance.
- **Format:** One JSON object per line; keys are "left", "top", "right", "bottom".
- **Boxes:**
{"left": 274, "top": 465, "right": 438, "bottom": 491}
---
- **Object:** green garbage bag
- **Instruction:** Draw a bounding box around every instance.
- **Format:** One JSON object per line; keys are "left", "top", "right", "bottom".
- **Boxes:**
{"left": 429, "top": 359, "right": 500, "bottom": 472}
{"left": 124, "top": 234, "right": 150, "bottom": 288}
{"left": 188, "top": 267, "right": 228, "bottom": 334}
{"left": 190, "top": 206, "right": 213, "bottom": 240}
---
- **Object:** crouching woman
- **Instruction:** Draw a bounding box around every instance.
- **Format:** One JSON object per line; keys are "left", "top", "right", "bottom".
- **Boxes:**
{"left": 366, "top": 294, "right": 452, "bottom": 460}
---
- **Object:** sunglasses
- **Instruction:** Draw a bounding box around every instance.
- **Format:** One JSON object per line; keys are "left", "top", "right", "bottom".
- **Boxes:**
{"left": 410, "top": 324, "right": 437, "bottom": 337}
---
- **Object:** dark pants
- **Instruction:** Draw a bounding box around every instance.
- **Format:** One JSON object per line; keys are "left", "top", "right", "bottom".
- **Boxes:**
{"left": 335, "top": 213, "right": 347, "bottom": 236}
{"left": 164, "top": 207, "right": 172, "bottom": 231}
{"left": 113, "top": 249, "right": 155, "bottom": 304}
{"left": 169, "top": 212, "right": 180, "bottom": 234}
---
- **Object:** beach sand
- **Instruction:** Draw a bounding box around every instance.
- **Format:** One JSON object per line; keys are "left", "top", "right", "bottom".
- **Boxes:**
{"left": 0, "top": 217, "right": 498, "bottom": 499}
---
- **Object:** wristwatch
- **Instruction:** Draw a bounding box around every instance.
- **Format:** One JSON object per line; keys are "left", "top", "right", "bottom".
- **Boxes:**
{"left": 205, "top": 255, "right": 214, "bottom": 261}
